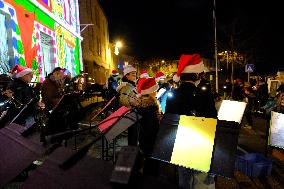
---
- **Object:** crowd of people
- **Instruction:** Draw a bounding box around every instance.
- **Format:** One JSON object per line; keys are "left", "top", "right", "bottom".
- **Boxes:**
{"left": 106, "top": 53, "right": 217, "bottom": 188}
{"left": 220, "top": 75, "right": 284, "bottom": 129}
{"left": 0, "top": 65, "right": 86, "bottom": 134}
{"left": 1, "top": 52, "right": 284, "bottom": 189}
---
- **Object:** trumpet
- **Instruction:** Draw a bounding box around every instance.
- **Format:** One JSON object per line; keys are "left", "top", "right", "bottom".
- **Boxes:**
{"left": 1, "top": 89, "right": 24, "bottom": 109}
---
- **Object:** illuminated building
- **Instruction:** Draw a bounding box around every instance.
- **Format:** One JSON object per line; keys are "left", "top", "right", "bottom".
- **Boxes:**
{"left": 0, "top": 0, "right": 82, "bottom": 81}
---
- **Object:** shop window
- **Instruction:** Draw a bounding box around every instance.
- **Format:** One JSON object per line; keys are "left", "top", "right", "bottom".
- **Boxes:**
{"left": 65, "top": 45, "right": 75, "bottom": 76}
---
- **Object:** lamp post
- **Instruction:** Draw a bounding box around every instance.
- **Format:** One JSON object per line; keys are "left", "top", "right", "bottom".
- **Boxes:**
{"left": 113, "top": 41, "right": 123, "bottom": 76}
{"left": 225, "top": 51, "right": 229, "bottom": 73}
{"left": 213, "top": 0, "right": 218, "bottom": 93}
{"left": 114, "top": 41, "right": 122, "bottom": 55}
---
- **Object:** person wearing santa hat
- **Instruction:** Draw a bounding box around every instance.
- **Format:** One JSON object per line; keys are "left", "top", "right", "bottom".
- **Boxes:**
{"left": 137, "top": 70, "right": 149, "bottom": 87}
{"left": 41, "top": 67, "right": 66, "bottom": 111}
{"left": 3, "top": 65, "right": 38, "bottom": 126}
{"left": 155, "top": 71, "right": 166, "bottom": 87}
{"left": 136, "top": 77, "right": 161, "bottom": 175}
{"left": 165, "top": 54, "right": 217, "bottom": 189}
{"left": 139, "top": 70, "right": 149, "bottom": 79}
{"left": 155, "top": 71, "right": 170, "bottom": 113}
{"left": 7, "top": 65, "right": 35, "bottom": 104}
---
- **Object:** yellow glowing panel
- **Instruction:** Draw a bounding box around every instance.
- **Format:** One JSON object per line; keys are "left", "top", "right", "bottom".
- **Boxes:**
{"left": 170, "top": 116, "right": 217, "bottom": 172}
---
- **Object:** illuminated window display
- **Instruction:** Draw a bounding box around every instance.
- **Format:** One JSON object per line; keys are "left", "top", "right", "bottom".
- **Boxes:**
{"left": 0, "top": 0, "right": 82, "bottom": 81}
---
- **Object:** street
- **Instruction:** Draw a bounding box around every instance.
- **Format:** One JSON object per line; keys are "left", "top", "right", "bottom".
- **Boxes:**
{"left": 216, "top": 113, "right": 284, "bottom": 189}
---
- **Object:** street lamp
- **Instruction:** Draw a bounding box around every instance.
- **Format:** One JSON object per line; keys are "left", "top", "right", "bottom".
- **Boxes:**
{"left": 114, "top": 41, "right": 123, "bottom": 55}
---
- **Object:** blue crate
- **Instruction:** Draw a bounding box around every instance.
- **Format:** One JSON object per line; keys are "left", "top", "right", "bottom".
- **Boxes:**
{"left": 235, "top": 153, "right": 273, "bottom": 177}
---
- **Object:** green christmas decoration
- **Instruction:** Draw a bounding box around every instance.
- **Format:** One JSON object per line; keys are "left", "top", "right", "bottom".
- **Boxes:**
{"left": 32, "top": 58, "right": 38, "bottom": 70}
{"left": 19, "top": 57, "right": 26, "bottom": 66}
{"left": 15, "top": 24, "right": 20, "bottom": 35}
{"left": 17, "top": 40, "right": 24, "bottom": 54}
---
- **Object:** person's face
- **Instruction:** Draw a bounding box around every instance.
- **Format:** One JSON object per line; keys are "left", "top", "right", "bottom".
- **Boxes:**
{"left": 21, "top": 72, "right": 33, "bottom": 83}
{"left": 150, "top": 91, "right": 157, "bottom": 98}
{"left": 126, "top": 71, "right": 137, "bottom": 81}
{"left": 159, "top": 79, "right": 165, "bottom": 84}
{"left": 53, "top": 70, "right": 65, "bottom": 81}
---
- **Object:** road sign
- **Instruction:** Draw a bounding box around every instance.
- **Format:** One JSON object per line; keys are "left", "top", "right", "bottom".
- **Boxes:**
{"left": 245, "top": 64, "right": 254, "bottom": 73}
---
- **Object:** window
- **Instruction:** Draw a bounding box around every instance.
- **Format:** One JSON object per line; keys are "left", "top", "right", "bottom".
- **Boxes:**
{"left": 40, "top": 32, "right": 53, "bottom": 77}
{"left": 0, "top": 11, "right": 13, "bottom": 74}
{"left": 97, "top": 37, "right": 101, "bottom": 56}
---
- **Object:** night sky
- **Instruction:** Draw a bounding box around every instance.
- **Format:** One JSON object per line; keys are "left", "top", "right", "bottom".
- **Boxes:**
{"left": 100, "top": 0, "right": 284, "bottom": 74}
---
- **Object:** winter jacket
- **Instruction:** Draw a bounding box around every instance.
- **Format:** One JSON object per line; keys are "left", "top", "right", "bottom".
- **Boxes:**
{"left": 8, "top": 78, "right": 35, "bottom": 104}
{"left": 6, "top": 78, "right": 37, "bottom": 126}
{"left": 41, "top": 77, "right": 64, "bottom": 111}
{"left": 116, "top": 81, "right": 138, "bottom": 108}
{"left": 137, "top": 95, "right": 162, "bottom": 156}
{"left": 165, "top": 82, "right": 217, "bottom": 118}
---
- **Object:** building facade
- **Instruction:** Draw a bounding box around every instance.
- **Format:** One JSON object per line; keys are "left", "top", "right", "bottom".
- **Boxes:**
{"left": 0, "top": 0, "right": 82, "bottom": 82}
{"left": 79, "top": 0, "right": 116, "bottom": 85}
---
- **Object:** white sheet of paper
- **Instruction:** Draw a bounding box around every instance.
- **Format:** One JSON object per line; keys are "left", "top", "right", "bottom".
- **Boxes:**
{"left": 217, "top": 100, "right": 247, "bottom": 123}
{"left": 269, "top": 111, "right": 284, "bottom": 148}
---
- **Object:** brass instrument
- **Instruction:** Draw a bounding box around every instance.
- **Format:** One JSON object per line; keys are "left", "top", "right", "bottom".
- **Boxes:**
{"left": 10, "top": 96, "right": 24, "bottom": 109}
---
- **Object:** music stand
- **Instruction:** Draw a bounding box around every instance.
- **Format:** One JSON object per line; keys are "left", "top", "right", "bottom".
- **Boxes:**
{"left": 47, "top": 93, "right": 82, "bottom": 135}
{"left": 268, "top": 111, "right": 284, "bottom": 149}
{"left": 0, "top": 123, "right": 45, "bottom": 188}
{"left": 98, "top": 106, "right": 141, "bottom": 161}
{"left": 50, "top": 92, "right": 81, "bottom": 115}
{"left": 151, "top": 114, "right": 241, "bottom": 178}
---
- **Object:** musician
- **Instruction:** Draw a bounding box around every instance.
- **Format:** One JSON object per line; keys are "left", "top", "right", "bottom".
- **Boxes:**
{"left": 2, "top": 65, "right": 38, "bottom": 126}
{"left": 62, "top": 68, "right": 74, "bottom": 93}
{"left": 41, "top": 67, "right": 65, "bottom": 111}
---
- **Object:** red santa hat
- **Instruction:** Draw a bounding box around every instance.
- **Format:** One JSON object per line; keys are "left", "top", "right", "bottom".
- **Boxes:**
{"left": 155, "top": 71, "right": 166, "bottom": 81}
{"left": 123, "top": 65, "right": 136, "bottom": 76}
{"left": 112, "top": 69, "right": 119, "bottom": 75}
{"left": 173, "top": 54, "right": 204, "bottom": 82}
{"left": 10, "top": 65, "right": 33, "bottom": 78}
{"left": 139, "top": 70, "right": 149, "bottom": 78}
{"left": 137, "top": 77, "right": 159, "bottom": 95}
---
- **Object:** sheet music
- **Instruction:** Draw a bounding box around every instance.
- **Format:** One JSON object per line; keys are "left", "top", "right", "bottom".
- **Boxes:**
{"left": 217, "top": 100, "right": 247, "bottom": 124}
{"left": 170, "top": 116, "right": 217, "bottom": 172}
{"left": 269, "top": 111, "right": 284, "bottom": 148}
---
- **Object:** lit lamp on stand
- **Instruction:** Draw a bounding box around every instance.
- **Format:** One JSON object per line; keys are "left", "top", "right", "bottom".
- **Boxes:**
{"left": 114, "top": 41, "right": 123, "bottom": 74}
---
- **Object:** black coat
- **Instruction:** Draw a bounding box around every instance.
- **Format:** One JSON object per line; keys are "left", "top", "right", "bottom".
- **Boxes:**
{"left": 137, "top": 95, "right": 161, "bottom": 156}
{"left": 165, "top": 82, "right": 217, "bottom": 118}
{"left": 8, "top": 78, "right": 35, "bottom": 104}
{"left": 6, "top": 78, "right": 37, "bottom": 125}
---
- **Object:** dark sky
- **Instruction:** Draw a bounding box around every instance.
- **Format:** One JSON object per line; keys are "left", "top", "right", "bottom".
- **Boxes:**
{"left": 100, "top": 0, "right": 284, "bottom": 73}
